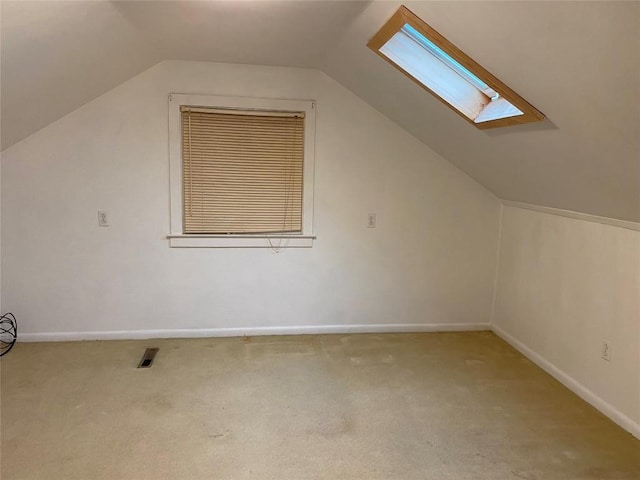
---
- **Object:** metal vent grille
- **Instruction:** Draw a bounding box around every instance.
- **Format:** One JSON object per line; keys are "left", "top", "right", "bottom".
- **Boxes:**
{"left": 137, "top": 348, "right": 159, "bottom": 368}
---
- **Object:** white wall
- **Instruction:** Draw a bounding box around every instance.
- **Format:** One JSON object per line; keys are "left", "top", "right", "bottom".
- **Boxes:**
{"left": 0, "top": 159, "right": 2, "bottom": 315}
{"left": 493, "top": 205, "right": 640, "bottom": 436}
{"left": 0, "top": 60, "right": 500, "bottom": 339}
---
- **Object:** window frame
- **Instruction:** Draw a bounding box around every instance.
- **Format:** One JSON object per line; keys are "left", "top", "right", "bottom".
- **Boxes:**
{"left": 367, "top": 5, "right": 545, "bottom": 129}
{"left": 168, "top": 93, "right": 316, "bottom": 248}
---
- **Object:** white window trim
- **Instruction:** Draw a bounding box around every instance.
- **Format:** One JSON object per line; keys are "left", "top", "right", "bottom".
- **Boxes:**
{"left": 167, "top": 93, "right": 316, "bottom": 248}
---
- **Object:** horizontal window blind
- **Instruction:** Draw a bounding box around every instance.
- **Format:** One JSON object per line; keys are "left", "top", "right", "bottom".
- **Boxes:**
{"left": 181, "top": 107, "right": 304, "bottom": 234}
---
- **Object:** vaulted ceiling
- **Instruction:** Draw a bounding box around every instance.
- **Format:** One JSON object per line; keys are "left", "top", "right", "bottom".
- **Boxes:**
{"left": 2, "top": 1, "right": 638, "bottom": 221}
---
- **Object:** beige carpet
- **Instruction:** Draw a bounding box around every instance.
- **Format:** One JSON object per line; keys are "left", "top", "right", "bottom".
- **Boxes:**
{"left": 1, "top": 332, "right": 639, "bottom": 479}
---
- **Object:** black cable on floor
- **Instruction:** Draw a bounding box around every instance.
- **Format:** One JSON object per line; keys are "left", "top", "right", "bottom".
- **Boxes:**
{"left": 0, "top": 312, "right": 17, "bottom": 357}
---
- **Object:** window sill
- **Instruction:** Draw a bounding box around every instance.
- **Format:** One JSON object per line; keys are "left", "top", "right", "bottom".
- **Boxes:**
{"left": 167, "top": 234, "right": 316, "bottom": 248}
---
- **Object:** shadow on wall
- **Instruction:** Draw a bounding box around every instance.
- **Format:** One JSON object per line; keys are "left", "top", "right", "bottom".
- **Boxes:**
{"left": 484, "top": 117, "right": 558, "bottom": 137}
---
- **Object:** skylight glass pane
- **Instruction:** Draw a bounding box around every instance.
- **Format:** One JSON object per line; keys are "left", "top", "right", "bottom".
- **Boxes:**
{"left": 378, "top": 22, "right": 524, "bottom": 124}
{"left": 380, "top": 29, "right": 488, "bottom": 120}
{"left": 401, "top": 24, "right": 499, "bottom": 100}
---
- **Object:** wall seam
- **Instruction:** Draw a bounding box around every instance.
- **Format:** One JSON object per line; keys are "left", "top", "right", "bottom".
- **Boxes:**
{"left": 489, "top": 202, "right": 504, "bottom": 326}
{"left": 502, "top": 200, "right": 640, "bottom": 232}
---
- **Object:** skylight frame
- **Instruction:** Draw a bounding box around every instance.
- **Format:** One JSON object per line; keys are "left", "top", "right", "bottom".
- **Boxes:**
{"left": 367, "top": 6, "right": 545, "bottom": 129}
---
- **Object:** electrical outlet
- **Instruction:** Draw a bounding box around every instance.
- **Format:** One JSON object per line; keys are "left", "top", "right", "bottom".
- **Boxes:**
{"left": 601, "top": 340, "right": 612, "bottom": 362}
{"left": 98, "top": 210, "right": 109, "bottom": 227}
{"left": 367, "top": 213, "right": 376, "bottom": 228}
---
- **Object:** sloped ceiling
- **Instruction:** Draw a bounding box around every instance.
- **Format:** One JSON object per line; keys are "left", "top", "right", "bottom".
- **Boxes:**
{"left": 2, "top": 1, "right": 639, "bottom": 221}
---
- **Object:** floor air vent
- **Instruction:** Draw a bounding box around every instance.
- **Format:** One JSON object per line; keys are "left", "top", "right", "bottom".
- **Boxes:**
{"left": 137, "top": 348, "right": 159, "bottom": 368}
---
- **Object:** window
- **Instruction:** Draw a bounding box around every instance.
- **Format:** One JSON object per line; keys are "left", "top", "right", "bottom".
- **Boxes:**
{"left": 367, "top": 6, "right": 544, "bottom": 129}
{"left": 168, "top": 94, "right": 316, "bottom": 248}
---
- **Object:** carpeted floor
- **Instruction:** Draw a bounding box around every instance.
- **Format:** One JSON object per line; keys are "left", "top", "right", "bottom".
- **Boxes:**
{"left": 1, "top": 332, "right": 639, "bottom": 479}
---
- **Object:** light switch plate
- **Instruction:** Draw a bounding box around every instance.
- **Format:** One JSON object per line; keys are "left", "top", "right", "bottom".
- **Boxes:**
{"left": 98, "top": 210, "right": 109, "bottom": 227}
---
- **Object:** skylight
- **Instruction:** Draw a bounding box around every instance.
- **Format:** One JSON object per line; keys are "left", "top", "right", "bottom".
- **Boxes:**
{"left": 368, "top": 6, "right": 544, "bottom": 129}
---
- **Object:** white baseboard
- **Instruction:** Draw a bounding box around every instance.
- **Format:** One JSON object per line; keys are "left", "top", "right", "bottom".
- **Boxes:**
{"left": 17, "top": 322, "right": 491, "bottom": 343}
{"left": 492, "top": 324, "right": 640, "bottom": 440}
